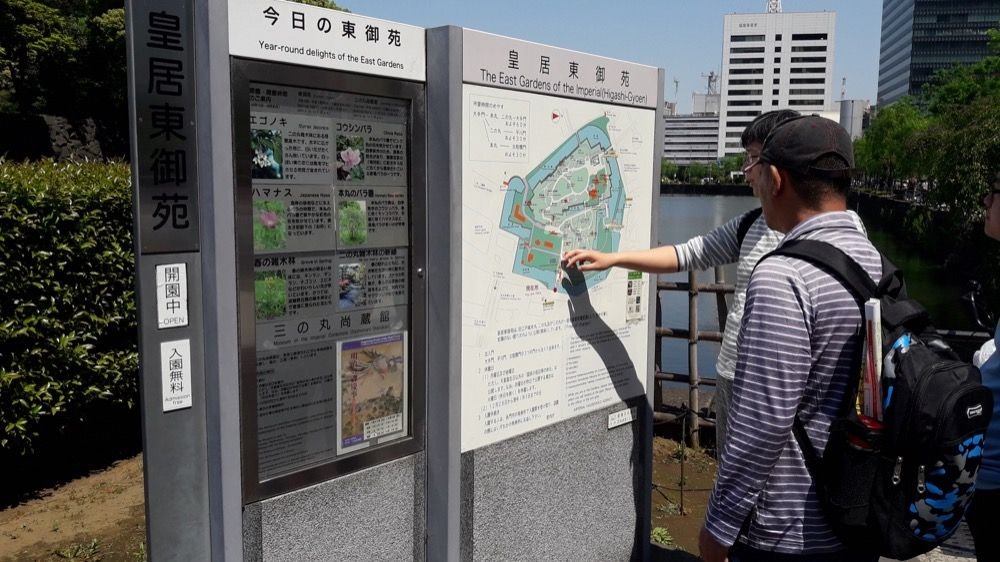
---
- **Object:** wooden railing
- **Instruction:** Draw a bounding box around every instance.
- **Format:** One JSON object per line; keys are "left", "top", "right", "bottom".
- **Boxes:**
{"left": 654, "top": 267, "right": 733, "bottom": 448}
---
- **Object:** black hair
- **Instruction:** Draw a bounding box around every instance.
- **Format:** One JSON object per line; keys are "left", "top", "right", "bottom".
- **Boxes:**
{"left": 740, "top": 109, "right": 802, "bottom": 149}
{"left": 785, "top": 154, "right": 852, "bottom": 207}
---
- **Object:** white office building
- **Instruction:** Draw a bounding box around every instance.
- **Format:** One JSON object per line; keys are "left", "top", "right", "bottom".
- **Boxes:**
{"left": 662, "top": 115, "right": 720, "bottom": 165}
{"left": 717, "top": 11, "right": 836, "bottom": 158}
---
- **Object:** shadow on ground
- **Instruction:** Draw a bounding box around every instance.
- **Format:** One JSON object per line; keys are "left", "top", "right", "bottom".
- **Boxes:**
{"left": 0, "top": 406, "right": 141, "bottom": 509}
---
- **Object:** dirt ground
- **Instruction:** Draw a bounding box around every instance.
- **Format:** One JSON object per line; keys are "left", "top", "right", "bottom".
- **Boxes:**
{"left": 1, "top": 434, "right": 966, "bottom": 561}
{"left": 650, "top": 435, "right": 717, "bottom": 556}
{"left": 0, "top": 455, "right": 146, "bottom": 562}
{"left": 1, "top": 438, "right": 710, "bottom": 561}
{"left": 647, "top": 435, "right": 974, "bottom": 562}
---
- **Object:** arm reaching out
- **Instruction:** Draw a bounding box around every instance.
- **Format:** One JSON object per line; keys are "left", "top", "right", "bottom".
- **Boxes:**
{"left": 561, "top": 209, "right": 755, "bottom": 275}
{"left": 561, "top": 246, "right": 679, "bottom": 274}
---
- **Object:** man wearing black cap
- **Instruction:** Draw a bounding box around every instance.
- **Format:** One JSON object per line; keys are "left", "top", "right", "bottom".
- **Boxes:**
{"left": 698, "top": 116, "right": 881, "bottom": 562}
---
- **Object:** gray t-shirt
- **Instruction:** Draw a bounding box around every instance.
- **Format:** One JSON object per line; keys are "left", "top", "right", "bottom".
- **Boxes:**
{"left": 674, "top": 209, "right": 865, "bottom": 381}
{"left": 674, "top": 212, "right": 782, "bottom": 381}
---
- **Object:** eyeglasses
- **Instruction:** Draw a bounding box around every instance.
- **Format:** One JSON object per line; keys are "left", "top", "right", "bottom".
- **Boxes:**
{"left": 742, "top": 154, "right": 762, "bottom": 173}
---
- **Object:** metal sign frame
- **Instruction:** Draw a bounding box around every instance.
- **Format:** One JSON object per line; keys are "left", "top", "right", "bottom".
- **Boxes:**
{"left": 231, "top": 58, "right": 428, "bottom": 502}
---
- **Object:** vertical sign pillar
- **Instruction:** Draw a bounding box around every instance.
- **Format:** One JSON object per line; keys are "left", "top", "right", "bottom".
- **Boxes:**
{"left": 126, "top": 0, "right": 212, "bottom": 559}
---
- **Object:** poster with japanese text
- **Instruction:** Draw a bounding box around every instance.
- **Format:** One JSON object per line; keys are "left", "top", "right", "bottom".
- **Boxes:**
{"left": 246, "top": 78, "right": 414, "bottom": 478}
{"left": 250, "top": 83, "right": 410, "bottom": 254}
{"left": 460, "top": 84, "right": 656, "bottom": 452}
{"left": 336, "top": 332, "right": 408, "bottom": 455}
{"left": 254, "top": 250, "right": 408, "bottom": 351}
{"left": 256, "top": 342, "right": 337, "bottom": 480}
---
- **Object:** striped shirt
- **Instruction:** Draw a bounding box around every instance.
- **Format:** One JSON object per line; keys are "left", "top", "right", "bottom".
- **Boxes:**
{"left": 704, "top": 211, "right": 882, "bottom": 554}
{"left": 675, "top": 211, "right": 782, "bottom": 382}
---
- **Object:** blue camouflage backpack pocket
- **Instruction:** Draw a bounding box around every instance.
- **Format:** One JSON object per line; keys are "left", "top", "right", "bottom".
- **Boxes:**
{"left": 908, "top": 431, "right": 984, "bottom": 540}
{"left": 878, "top": 342, "right": 992, "bottom": 557}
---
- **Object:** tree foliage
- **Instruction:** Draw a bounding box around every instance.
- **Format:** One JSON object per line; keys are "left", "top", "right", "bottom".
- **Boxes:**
{"left": 922, "top": 56, "right": 1000, "bottom": 116}
{"left": 854, "top": 98, "right": 930, "bottom": 182}
{"left": 660, "top": 159, "right": 679, "bottom": 181}
{"left": 0, "top": 0, "right": 347, "bottom": 157}
{"left": 855, "top": 34, "right": 1000, "bottom": 297}
{"left": 720, "top": 154, "right": 744, "bottom": 180}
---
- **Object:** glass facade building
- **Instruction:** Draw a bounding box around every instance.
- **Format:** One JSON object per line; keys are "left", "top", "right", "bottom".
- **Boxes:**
{"left": 878, "top": 0, "right": 1000, "bottom": 105}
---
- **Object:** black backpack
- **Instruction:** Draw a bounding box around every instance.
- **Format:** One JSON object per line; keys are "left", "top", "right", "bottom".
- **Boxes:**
{"left": 735, "top": 207, "right": 763, "bottom": 249}
{"left": 770, "top": 239, "right": 994, "bottom": 560}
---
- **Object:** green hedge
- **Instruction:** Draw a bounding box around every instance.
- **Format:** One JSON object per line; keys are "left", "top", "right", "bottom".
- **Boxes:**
{"left": 0, "top": 160, "right": 137, "bottom": 456}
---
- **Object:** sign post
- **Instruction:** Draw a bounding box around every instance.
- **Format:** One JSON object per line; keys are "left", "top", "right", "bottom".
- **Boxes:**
{"left": 128, "top": 0, "right": 428, "bottom": 559}
{"left": 426, "top": 27, "right": 664, "bottom": 561}
{"left": 129, "top": 3, "right": 662, "bottom": 560}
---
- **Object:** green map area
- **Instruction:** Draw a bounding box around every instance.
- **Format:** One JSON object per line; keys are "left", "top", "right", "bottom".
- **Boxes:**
{"left": 499, "top": 116, "right": 626, "bottom": 292}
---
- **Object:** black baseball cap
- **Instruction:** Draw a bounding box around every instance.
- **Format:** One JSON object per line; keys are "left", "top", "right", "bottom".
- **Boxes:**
{"left": 759, "top": 115, "right": 854, "bottom": 179}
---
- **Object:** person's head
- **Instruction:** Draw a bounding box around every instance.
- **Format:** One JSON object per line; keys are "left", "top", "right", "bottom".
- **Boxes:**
{"left": 754, "top": 115, "right": 855, "bottom": 232}
{"left": 985, "top": 171, "right": 1000, "bottom": 242}
{"left": 740, "top": 110, "right": 801, "bottom": 191}
{"left": 741, "top": 109, "right": 802, "bottom": 150}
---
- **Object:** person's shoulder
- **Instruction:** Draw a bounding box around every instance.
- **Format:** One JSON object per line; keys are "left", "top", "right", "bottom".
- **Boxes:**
{"left": 750, "top": 251, "right": 806, "bottom": 287}
{"left": 748, "top": 217, "right": 782, "bottom": 243}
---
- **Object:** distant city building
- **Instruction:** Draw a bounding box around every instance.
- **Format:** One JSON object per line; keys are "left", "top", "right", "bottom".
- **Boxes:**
{"left": 693, "top": 93, "right": 721, "bottom": 115}
{"left": 878, "top": 0, "right": 1000, "bottom": 105}
{"left": 663, "top": 115, "right": 721, "bottom": 165}
{"left": 839, "top": 99, "right": 868, "bottom": 140}
{"left": 663, "top": 101, "right": 677, "bottom": 116}
{"left": 878, "top": 0, "right": 915, "bottom": 103}
{"left": 717, "top": 11, "right": 837, "bottom": 158}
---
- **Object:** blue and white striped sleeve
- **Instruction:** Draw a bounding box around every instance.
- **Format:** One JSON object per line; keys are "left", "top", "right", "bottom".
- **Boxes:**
{"left": 704, "top": 257, "right": 814, "bottom": 546}
{"left": 674, "top": 212, "right": 742, "bottom": 272}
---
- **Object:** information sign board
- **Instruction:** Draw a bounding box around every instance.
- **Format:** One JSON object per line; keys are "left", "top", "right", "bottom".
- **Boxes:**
{"left": 231, "top": 58, "right": 426, "bottom": 498}
{"left": 243, "top": 80, "right": 414, "bottom": 481}
{"left": 229, "top": 0, "right": 425, "bottom": 82}
{"left": 459, "top": 30, "right": 658, "bottom": 451}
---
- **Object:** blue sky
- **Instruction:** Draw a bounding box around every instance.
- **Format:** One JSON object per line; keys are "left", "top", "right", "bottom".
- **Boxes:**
{"left": 354, "top": 0, "right": 882, "bottom": 113}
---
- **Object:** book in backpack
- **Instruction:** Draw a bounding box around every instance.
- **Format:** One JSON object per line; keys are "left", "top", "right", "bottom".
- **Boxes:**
{"left": 772, "top": 240, "right": 993, "bottom": 560}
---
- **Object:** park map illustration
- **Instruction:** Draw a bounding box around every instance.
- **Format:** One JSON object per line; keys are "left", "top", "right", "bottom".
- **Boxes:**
{"left": 499, "top": 116, "right": 625, "bottom": 293}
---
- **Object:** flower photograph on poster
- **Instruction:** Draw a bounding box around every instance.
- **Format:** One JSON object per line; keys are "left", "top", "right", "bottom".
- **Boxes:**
{"left": 253, "top": 199, "right": 287, "bottom": 251}
{"left": 336, "top": 135, "right": 365, "bottom": 181}
{"left": 254, "top": 270, "right": 287, "bottom": 321}
{"left": 251, "top": 129, "right": 283, "bottom": 179}
{"left": 338, "top": 200, "right": 368, "bottom": 246}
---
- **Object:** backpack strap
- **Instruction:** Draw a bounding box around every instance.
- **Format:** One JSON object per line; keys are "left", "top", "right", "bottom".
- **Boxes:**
{"left": 774, "top": 241, "right": 928, "bottom": 334}
{"left": 735, "top": 207, "right": 763, "bottom": 248}
{"left": 761, "top": 239, "right": 878, "bottom": 482}
{"left": 767, "top": 239, "right": 877, "bottom": 303}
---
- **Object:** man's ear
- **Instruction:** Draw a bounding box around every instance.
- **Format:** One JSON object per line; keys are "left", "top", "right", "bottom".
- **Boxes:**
{"left": 767, "top": 165, "right": 783, "bottom": 196}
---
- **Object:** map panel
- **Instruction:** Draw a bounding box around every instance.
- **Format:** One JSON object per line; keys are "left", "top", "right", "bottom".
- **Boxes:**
{"left": 499, "top": 116, "right": 625, "bottom": 293}
{"left": 461, "top": 84, "right": 656, "bottom": 452}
